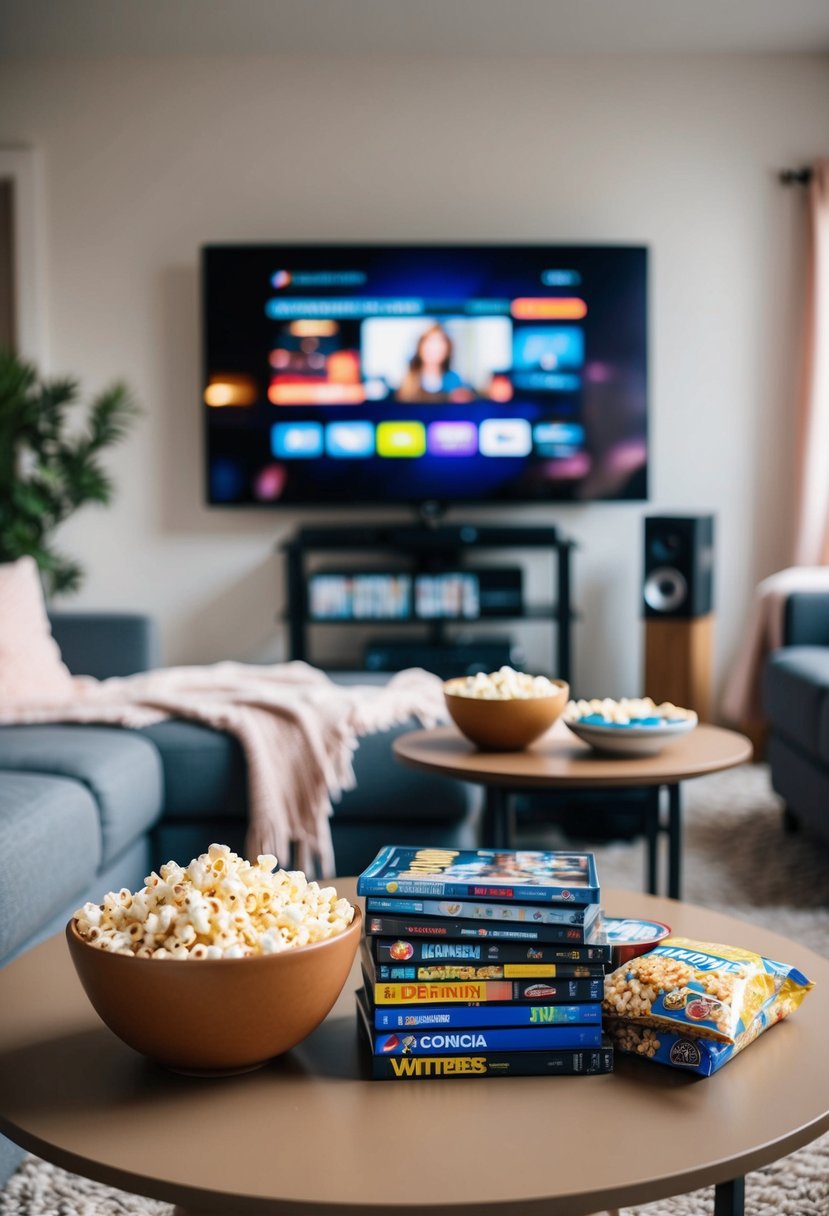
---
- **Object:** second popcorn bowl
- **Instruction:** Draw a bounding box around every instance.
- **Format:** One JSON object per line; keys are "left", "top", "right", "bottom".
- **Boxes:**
{"left": 444, "top": 670, "right": 569, "bottom": 752}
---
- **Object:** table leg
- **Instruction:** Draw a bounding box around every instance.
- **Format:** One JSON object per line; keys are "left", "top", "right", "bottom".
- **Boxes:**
{"left": 713, "top": 1176, "right": 745, "bottom": 1216}
{"left": 667, "top": 783, "right": 682, "bottom": 900}
{"left": 644, "top": 788, "right": 660, "bottom": 895}
{"left": 483, "top": 787, "right": 511, "bottom": 848}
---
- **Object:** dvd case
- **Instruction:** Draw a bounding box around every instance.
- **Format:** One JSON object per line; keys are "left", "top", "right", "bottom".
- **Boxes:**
{"left": 372, "top": 935, "right": 613, "bottom": 967}
{"left": 372, "top": 1002, "right": 603, "bottom": 1030}
{"left": 365, "top": 912, "right": 607, "bottom": 946}
{"left": 375, "top": 961, "right": 605, "bottom": 982}
{"left": 365, "top": 1047, "right": 614, "bottom": 1080}
{"left": 357, "top": 846, "right": 600, "bottom": 904}
{"left": 370, "top": 974, "right": 604, "bottom": 1004}
{"left": 361, "top": 939, "right": 604, "bottom": 983}
{"left": 365, "top": 896, "right": 601, "bottom": 927}
{"left": 373, "top": 1024, "right": 603, "bottom": 1055}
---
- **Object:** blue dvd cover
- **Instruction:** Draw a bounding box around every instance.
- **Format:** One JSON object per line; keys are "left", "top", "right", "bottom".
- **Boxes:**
{"left": 373, "top": 1024, "right": 604, "bottom": 1055}
{"left": 373, "top": 1002, "right": 603, "bottom": 1030}
{"left": 357, "top": 846, "right": 600, "bottom": 904}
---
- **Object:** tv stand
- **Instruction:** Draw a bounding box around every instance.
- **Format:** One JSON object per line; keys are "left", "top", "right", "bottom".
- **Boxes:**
{"left": 280, "top": 523, "right": 575, "bottom": 681}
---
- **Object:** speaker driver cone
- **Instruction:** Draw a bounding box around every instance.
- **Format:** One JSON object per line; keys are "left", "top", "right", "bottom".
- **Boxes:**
{"left": 644, "top": 566, "right": 688, "bottom": 613}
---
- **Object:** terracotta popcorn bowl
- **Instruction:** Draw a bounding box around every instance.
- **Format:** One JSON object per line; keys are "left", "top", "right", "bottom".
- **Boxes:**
{"left": 66, "top": 907, "right": 361, "bottom": 1074}
{"left": 444, "top": 678, "right": 569, "bottom": 752}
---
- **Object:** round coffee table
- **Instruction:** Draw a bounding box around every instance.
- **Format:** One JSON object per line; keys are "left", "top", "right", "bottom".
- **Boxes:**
{"left": 394, "top": 722, "right": 752, "bottom": 899}
{"left": 1, "top": 886, "right": 827, "bottom": 1216}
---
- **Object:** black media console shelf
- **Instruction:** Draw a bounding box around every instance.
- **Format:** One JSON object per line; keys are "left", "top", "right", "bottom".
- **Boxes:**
{"left": 280, "top": 524, "right": 576, "bottom": 683}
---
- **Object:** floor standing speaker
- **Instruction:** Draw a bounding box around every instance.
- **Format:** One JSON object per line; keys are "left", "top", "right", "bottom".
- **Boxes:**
{"left": 643, "top": 515, "right": 715, "bottom": 720}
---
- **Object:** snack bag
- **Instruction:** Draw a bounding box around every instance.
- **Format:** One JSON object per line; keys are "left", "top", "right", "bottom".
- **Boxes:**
{"left": 607, "top": 972, "right": 813, "bottom": 1076}
{"left": 603, "top": 936, "right": 813, "bottom": 1046}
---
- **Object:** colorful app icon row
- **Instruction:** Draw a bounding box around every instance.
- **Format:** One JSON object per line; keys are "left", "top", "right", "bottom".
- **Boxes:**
{"left": 271, "top": 419, "right": 585, "bottom": 460}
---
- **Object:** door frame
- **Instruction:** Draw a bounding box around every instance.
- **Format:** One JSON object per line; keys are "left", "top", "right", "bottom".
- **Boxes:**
{"left": 0, "top": 146, "right": 48, "bottom": 364}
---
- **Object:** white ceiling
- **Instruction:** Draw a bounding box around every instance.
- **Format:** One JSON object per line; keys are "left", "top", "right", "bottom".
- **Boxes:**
{"left": 1, "top": 0, "right": 829, "bottom": 58}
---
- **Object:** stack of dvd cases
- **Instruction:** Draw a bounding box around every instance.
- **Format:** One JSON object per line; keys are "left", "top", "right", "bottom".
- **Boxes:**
{"left": 355, "top": 846, "right": 614, "bottom": 1080}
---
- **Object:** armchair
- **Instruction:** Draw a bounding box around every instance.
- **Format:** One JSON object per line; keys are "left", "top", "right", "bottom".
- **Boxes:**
{"left": 763, "top": 591, "right": 829, "bottom": 843}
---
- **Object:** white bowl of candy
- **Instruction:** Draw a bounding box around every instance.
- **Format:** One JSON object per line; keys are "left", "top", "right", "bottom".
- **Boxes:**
{"left": 563, "top": 697, "right": 698, "bottom": 756}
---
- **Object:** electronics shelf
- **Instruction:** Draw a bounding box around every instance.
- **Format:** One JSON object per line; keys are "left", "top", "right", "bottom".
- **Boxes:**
{"left": 280, "top": 523, "right": 577, "bottom": 681}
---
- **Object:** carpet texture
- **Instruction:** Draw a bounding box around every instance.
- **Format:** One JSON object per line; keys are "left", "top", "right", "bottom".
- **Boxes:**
{"left": 2, "top": 764, "right": 828, "bottom": 1216}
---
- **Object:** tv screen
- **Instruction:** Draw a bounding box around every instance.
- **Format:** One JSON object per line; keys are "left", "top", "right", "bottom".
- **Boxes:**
{"left": 203, "top": 244, "right": 647, "bottom": 506}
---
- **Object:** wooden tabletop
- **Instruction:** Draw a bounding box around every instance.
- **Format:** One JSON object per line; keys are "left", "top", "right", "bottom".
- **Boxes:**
{"left": 1, "top": 883, "right": 827, "bottom": 1216}
{"left": 393, "top": 721, "right": 753, "bottom": 788}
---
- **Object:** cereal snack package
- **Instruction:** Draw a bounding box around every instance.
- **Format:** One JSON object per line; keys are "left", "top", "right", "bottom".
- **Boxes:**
{"left": 603, "top": 936, "right": 813, "bottom": 1047}
{"left": 608, "top": 975, "right": 813, "bottom": 1076}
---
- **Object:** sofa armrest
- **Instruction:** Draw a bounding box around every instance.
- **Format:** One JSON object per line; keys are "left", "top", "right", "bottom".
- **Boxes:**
{"left": 49, "top": 612, "right": 160, "bottom": 678}
{"left": 783, "top": 593, "right": 829, "bottom": 647}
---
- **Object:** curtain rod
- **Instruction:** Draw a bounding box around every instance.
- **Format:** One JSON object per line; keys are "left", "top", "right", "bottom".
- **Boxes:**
{"left": 780, "top": 168, "right": 813, "bottom": 186}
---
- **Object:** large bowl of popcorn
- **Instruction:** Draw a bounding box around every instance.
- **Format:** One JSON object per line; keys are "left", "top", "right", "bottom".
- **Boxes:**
{"left": 444, "top": 667, "right": 569, "bottom": 751}
{"left": 66, "top": 845, "right": 361, "bottom": 1073}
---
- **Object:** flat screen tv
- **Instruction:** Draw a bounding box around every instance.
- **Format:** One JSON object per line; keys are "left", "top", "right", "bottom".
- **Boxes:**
{"left": 203, "top": 244, "right": 647, "bottom": 508}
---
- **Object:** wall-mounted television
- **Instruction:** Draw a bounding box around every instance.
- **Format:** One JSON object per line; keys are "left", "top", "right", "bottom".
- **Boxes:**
{"left": 203, "top": 244, "right": 647, "bottom": 508}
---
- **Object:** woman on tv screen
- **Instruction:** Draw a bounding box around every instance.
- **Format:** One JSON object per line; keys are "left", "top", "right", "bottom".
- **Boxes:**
{"left": 395, "top": 322, "right": 474, "bottom": 404}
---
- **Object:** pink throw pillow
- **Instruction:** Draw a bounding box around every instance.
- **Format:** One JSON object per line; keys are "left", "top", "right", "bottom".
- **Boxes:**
{"left": 0, "top": 556, "right": 75, "bottom": 704}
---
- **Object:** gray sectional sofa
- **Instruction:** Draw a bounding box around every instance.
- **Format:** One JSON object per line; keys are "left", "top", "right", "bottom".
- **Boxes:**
{"left": 0, "top": 612, "right": 480, "bottom": 968}
{"left": 0, "top": 611, "right": 479, "bottom": 1183}
{"left": 764, "top": 590, "right": 829, "bottom": 846}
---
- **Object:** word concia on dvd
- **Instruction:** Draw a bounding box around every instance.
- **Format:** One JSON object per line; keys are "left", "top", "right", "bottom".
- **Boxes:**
{"left": 417, "top": 1033, "right": 488, "bottom": 1049}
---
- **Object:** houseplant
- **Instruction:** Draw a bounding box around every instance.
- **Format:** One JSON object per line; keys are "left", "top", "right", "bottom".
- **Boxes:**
{"left": 0, "top": 349, "right": 140, "bottom": 595}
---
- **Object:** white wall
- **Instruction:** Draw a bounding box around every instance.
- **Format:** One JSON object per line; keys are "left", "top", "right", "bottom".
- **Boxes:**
{"left": 1, "top": 53, "right": 827, "bottom": 701}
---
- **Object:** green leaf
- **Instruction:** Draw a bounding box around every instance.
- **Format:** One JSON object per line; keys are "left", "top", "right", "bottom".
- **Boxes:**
{"left": 87, "top": 382, "right": 141, "bottom": 451}
{"left": 0, "top": 350, "right": 139, "bottom": 594}
{"left": 47, "top": 558, "right": 84, "bottom": 597}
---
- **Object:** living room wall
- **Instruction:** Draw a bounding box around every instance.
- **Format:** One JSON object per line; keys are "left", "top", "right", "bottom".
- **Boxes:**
{"left": 1, "top": 52, "right": 827, "bottom": 701}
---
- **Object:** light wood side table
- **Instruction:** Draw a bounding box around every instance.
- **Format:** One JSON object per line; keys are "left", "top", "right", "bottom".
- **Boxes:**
{"left": 394, "top": 722, "right": 753, "bottom": 899}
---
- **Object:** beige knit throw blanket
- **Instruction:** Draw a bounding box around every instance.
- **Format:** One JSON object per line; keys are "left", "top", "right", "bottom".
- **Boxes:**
{"left": 0, "top": 662, "right": 447, "bottom": 876}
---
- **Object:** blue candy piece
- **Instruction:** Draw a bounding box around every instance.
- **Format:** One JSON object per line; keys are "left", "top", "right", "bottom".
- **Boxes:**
{"left": 630, "top": 716, "right": 663, "bottom": 727}
{"left": 582, "top": 713, "right": 607, "bottom": 725}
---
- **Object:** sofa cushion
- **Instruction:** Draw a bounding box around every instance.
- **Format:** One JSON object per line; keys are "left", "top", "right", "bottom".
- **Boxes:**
{"left": 763, "top": 647, "right": 829, "bottom": 758}
{"left": 0, "top": 771, "right": 102, "bottom": 961}
{"left": 137, "top": 720, "right": 248, "bottom": 821}
{"left": 139, "top": 717, "right": 474, "bottom": 826}
{"left": 0, "top": 726, "right": 163, "bottom": 865}
{"left": 337, "top": 723, "right": 476, "bottom": 822}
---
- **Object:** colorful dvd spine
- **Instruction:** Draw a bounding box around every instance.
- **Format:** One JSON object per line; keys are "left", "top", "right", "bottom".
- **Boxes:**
{"left": 374, "top": 962, "right": 605, "bottom": 981}
{"left": 373, "top": 1002, "right": 604, "bottom": 1030}
{"left": 361, "top": 940, "right": 604, "bottom": 983}
{"left": 365, "top": 913, "right": 605, "bottom": 945}
{"left": 366, "top": 1046, "right": 614, "bottom": 1079}
{"left": 371, "top": 976, "right": 604, "bottom": 1004}
{"left": 373, "top": 1024, "right": 603, "bottom": 1055}
{"left": 364, "top": 896, "right": 600, "bottom": 927}
{"left": 372, "top": 936, "right": 613, "bottom": 966}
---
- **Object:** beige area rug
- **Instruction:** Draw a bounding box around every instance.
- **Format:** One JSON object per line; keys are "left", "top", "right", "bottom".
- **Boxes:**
{"left": 3, "top": 764, "right": 828, "bottom": 1216}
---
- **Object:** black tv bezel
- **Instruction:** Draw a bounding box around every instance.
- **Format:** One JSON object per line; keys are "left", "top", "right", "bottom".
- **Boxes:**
{"left": 201, "top": 241, "right": 649, "bottom": 511}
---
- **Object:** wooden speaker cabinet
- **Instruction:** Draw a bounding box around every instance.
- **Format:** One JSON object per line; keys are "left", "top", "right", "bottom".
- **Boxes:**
{"left": 644, "top": 614, "right": 714, "bottom": 722}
